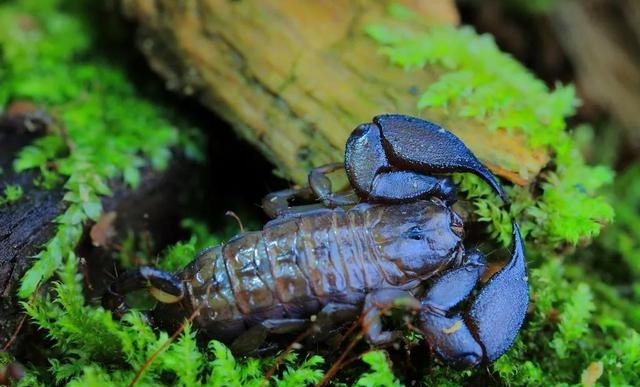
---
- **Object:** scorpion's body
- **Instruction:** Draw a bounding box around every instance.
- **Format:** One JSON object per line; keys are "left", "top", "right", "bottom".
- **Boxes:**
{"left": 155, "top": 200, "right": 464, "bottom": 342}
{"left": 106, "top": 115, "right": 529, "bottom": 368}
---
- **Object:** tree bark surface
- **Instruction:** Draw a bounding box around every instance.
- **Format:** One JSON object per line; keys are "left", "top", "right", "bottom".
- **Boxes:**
{"left": 120, "top": 0, "right": 549, "bottom": 186}
{"left": 0, "top": 123, "right": 63, "bottom": 351}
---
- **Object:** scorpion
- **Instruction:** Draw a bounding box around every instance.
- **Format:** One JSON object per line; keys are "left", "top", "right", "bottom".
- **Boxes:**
{"left": 103, "top": 114, "right": 528, "bottom": 368}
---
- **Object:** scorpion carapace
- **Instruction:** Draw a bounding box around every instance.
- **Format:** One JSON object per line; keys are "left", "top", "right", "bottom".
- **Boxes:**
{"left": 103, "top": 114, "right": 528, "bottom": 369}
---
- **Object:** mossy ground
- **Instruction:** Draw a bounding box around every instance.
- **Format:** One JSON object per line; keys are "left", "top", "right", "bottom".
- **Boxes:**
{"left": 0, "top": 1, "right": 637, "bottom": 386}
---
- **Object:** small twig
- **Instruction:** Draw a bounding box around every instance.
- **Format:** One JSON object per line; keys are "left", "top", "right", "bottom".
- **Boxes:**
{"left": 317, "top": 302, "right": 401, "bottom": 387}
{"left": 2, "top": 314, "right": 27, "bottom": 353}
{"left": 316, "top": 331, "right": 363, "bottom": 387}
{"left": 128, "top": 284, "right": 211, "bottom": 387}
{"left": 2, "top": 288, "right": 39, "bottom": 352}
{"left": 260, "top": 328, "right": 314, "bottom": 387}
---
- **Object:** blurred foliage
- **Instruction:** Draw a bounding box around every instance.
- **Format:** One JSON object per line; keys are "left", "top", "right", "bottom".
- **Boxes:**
{"left": 504, "top": 0, "right": 557, "bottom": 14}
{"left": 0, "top": 183, "right": 23, "bottom": 204}
{"left": 1, "top": 1, "right": 637, "bottom": 387}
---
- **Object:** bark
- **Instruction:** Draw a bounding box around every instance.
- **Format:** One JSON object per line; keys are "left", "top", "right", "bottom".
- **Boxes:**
{"left": 0, "top": 130, "right": 63, "bottom": 352}
{"left": 120, "top": 0, "right": 548, "bottom": 186}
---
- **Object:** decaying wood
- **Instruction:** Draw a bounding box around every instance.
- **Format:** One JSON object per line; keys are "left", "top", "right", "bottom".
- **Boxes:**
{"left": 552, "top": 0, "right": 640, "bottom": 150}
{"left": 120, "top": 0, "right": 549, "bottom": 186}
{"left": 0, "top": 124, "right": 63, "bottom": 352}
{"left": 0, "top": 114, "right": 189, "bottom": 352}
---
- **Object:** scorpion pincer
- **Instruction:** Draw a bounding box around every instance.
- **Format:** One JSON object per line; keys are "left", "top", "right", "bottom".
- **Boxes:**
{"left": 103, "top": 114, "right": 528, "bottom": 368}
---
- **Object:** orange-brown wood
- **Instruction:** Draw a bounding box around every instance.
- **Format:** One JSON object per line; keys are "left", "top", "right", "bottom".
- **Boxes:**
{"left": 121, "top": 0, "right": 548, "bottom": 185}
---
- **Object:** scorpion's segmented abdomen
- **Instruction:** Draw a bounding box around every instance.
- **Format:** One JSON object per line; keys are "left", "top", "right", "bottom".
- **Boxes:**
{"left": 220, "top": 207, "right": 380, "bottom": 321}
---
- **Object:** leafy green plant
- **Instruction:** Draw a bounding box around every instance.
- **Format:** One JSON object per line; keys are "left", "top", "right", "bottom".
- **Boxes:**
{"left": 0, "top": 183, "right": 23, "bottom": 205}
{"left": 353, "top": 351, "right": 402, "bottom": 387}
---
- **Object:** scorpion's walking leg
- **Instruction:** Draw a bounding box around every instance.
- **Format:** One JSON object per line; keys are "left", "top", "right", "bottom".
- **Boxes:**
{"left": 361, "top": 289, "right": 422, "bottom": 346}
{"left": 262, "top": 163, "right": 359, "bottom": 218}
{"left": 231, "top": 303, "right": 361, "bottom": 353}
{"left": 307, "top": 163, "right": 359, "bottom": 207}
{"left": 102, "top": 266, "right": 184, "bottom": 318}
{"left": 230, "top": 319, "right": 308, "bottom": 354}
{"left": 308, "top": 302, "right": 361, "bottom": 342}
{"left": 262, "top": 186, "right": 317, "bottom": 218}
{"left": 418, "top": 221, "right": 528, "bottom": 368}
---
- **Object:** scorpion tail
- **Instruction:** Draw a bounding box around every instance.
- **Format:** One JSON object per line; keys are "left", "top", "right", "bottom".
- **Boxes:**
{"left": 102, "top": 266, "right": 184, "bottom": 319}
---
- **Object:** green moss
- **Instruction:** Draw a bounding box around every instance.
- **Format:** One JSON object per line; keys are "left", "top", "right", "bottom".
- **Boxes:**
{"left": 366, "top": 12, "right": 614, "bottom": 250}
{"left": 353, "top": 351, "right": 403, "bottom": 387}
{"left": 0, "top": 183, "right": 24, "bottom": 205}
{"left": 489, "top": 256, "right": 640, "bottom": 387}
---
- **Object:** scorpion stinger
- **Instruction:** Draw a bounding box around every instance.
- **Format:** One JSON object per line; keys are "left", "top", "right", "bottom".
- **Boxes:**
{"left": 344, "top": 114, "right": 509, "bottom": 205}
{"left": 102, "top": 266, "right": 184, "bottom": 318}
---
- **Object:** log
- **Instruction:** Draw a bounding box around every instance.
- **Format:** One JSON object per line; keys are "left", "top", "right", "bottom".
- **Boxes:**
{"left": 1, "top": 110, "right": 62, "bottom": 350}
{"left": 120, "top": 0, "right": 548, "bottom": 185}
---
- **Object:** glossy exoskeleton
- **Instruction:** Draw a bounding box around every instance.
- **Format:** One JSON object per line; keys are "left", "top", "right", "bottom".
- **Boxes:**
{"left": 103, "top": 114, "right": 528, "bottom": 368}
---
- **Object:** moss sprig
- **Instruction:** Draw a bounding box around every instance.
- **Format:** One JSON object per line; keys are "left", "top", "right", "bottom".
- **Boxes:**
{"left": 353, "top": 351, "right": 403, "bottom": 387}
{"left": 0, "top": 183, "right": 24, "bottom": 205}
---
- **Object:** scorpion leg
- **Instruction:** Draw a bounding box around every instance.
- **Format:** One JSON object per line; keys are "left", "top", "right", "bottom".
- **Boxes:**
{"left": 309, "top": 302, "right": 360, "bottom": 342}
{"left": 232, "top": 304, "right": 361, "bottom": 353}
{"left": 418, "top": 221, "right": 528, "bottom": 367}
{"left": 262, "top": 163, "right": 359, "bottom": 218}
{"left": 262, "top": 186, "right": 316, "bottom": 218}
{"left": 361, "top": 289, "right": 422, "bottom": 346}
{"left": 102, "top": 266, "right": 184, "bottom": 318}
{"left": 230, "top": 319, "right": 308, "bottom": 354}
{"left": 308, "top": 163, "right": 359, "bottom": 207}
{"left": 345, "top": 114, "right": 508, "bottom": 204}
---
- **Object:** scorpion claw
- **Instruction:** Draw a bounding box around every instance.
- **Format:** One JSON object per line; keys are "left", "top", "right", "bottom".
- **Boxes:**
{"left": 345, "top": 114, "right": 508, "bottom": 204}
{"left": 418, "top": 222, "right": 528, "bottom": 366}
{"left": 467, "top": 221, "right": 528, "bottom": 362}
{"left": 420, "top": 312, "right": 483, "bottom": 369}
